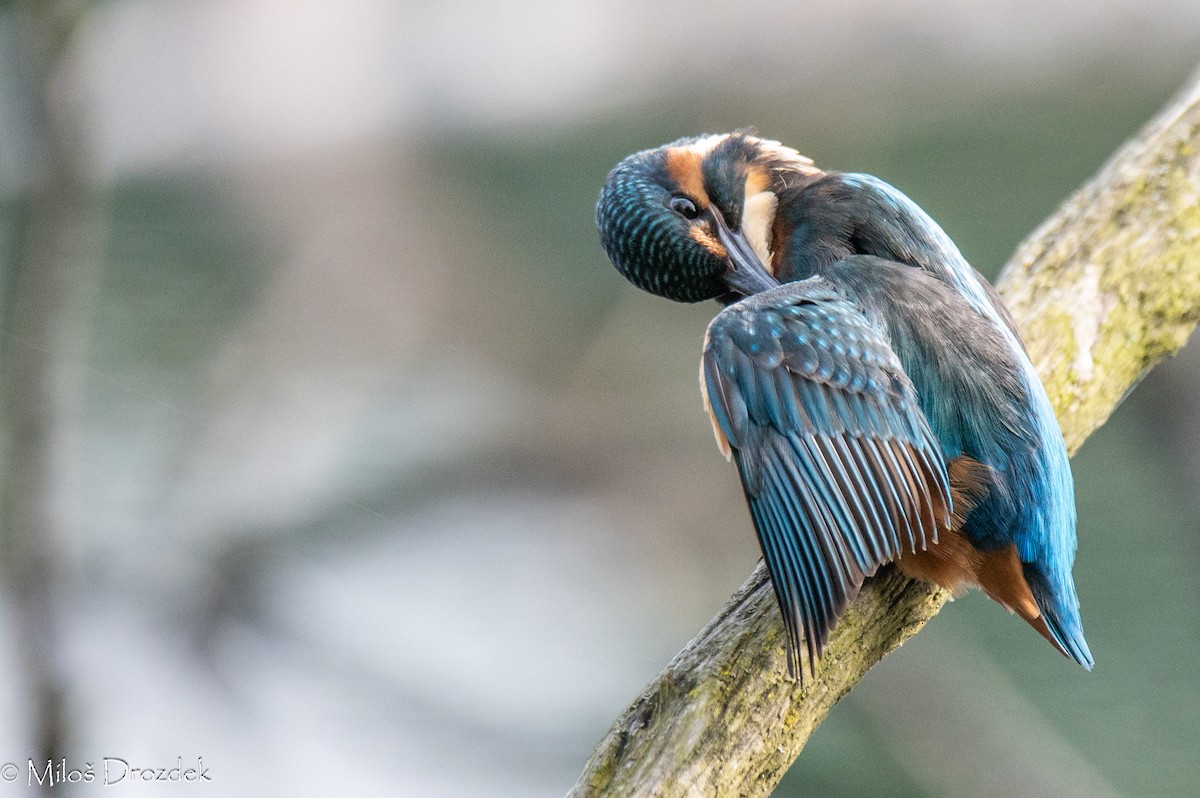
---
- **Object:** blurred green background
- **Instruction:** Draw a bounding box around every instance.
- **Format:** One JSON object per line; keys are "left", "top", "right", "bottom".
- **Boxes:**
{"left": 1, "top": 2, "right": 1199, "bottom": 796}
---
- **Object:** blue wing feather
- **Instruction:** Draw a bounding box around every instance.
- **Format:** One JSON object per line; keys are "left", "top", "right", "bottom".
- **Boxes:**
{"left": 704, "top": 277, "right": 951, "bottom": 676}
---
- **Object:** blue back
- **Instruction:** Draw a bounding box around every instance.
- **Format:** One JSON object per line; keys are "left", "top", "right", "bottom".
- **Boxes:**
{"left": 775, "top": 174, "right": 1091, "bottom": 667}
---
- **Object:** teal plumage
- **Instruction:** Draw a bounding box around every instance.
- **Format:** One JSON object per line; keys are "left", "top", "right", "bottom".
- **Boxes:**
{"left": 597, "top": 131, "right": 1092, "bottom": 676}
{"left": 702, "top": 280, "right": 951, "bottom": 673}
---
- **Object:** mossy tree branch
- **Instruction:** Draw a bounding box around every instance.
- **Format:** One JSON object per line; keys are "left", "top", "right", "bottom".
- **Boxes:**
{"left": 569, "top": 65, "right": 1200, "bottom": 798}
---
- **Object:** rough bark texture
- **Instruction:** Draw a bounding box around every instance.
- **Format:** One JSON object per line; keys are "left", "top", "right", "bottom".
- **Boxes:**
{"left": 569, "top": 65, "right": 1200, "bottom": 798}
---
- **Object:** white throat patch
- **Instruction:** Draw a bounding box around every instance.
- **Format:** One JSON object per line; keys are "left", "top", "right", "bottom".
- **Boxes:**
{"left": 741, "top": 187, "right": 778, "bottom": 273}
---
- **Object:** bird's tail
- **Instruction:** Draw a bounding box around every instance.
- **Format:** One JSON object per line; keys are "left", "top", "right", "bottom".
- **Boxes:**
{"left": 1023, "top": 564, "right": 1094, "bottom": 670}
{"left": 968, "top": 545, "right": 1093, "bottom": 670}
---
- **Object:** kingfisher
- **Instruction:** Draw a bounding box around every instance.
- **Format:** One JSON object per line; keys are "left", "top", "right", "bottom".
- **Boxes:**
{"left": 595, "top": 130, "right": 1092, "bottom": 678}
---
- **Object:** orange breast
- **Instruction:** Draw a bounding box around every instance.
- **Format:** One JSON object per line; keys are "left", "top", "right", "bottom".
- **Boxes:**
{"left": 894, "top": 456, "right": 1063, "bottom": 653}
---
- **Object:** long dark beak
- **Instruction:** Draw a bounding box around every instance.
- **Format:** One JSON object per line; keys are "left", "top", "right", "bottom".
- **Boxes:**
{"left": 709, "top": 209, "right": 779, "bottom": 297}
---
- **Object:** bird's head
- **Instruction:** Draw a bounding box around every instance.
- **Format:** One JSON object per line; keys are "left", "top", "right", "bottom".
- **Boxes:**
{"left": 597, "top": 130, "right": 821, "bottom": 303}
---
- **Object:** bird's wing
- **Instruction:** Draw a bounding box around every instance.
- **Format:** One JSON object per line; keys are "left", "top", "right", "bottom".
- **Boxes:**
{"left": 701, "top": 278, "right": 951, "bottom": 677}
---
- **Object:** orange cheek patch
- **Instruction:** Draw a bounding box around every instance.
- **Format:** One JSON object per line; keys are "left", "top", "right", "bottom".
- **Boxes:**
{"left": 744, "top": 166, "right": 770, "bottom": 197}
{"left": 664, "top": 147, "right": 709, "bottom": 207}
{"left": 690, "top": 227, "right": 727, "bottom": 259}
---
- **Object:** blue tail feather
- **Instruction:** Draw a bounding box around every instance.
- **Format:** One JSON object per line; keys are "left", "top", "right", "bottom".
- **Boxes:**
{"left": 1024, "top": 564, "right": 1094, "bottom": 670}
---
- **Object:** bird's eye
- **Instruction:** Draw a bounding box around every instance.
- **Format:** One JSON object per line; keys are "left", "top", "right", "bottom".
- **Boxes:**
{"left": 669, "top": 196, "right": 699, "bottom": 219}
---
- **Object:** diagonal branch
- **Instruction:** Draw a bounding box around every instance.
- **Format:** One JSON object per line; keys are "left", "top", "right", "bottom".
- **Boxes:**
{"left": 570, "top": 64, "right": 1200, "bottom": 798}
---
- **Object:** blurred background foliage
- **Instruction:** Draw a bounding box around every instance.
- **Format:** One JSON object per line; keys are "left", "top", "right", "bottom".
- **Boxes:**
{"left": 1, "top": 2, "right": 1199, "bottom": 796}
